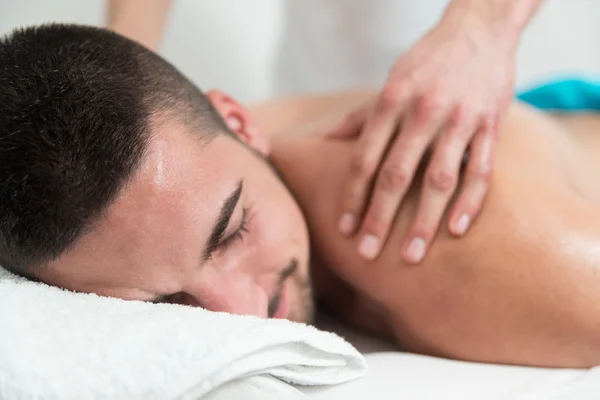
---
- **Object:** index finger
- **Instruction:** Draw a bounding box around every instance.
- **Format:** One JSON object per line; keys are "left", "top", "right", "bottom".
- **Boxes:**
{"left": 338, "top": 86, "right": 410, "bottom": 235}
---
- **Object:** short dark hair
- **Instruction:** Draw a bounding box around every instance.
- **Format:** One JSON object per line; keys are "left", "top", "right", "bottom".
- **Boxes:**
{"left": 0, "top": 24, "right": 226, "bottom": 275}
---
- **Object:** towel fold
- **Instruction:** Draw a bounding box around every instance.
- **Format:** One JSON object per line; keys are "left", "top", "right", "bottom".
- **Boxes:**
{"left": 0, "top": 267, "right": 366, "bottom": 399}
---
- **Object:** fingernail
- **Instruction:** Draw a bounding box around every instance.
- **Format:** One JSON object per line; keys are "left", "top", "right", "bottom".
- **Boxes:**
{"left": 359, "top": 234, "right": 380, "bottom": 260}
{"left": 454, "top": 213, "right": 470, "bottom": 235}
{"left": 338, "top": 213, "right": 357, "bottom": 235}
{"left": 406, "top": 237, "right": 426, "bottom": 263}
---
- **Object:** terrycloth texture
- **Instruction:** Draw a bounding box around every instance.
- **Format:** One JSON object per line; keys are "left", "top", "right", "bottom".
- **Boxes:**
{"left": 0, "top": 267, "right": 367, "bottom": 399}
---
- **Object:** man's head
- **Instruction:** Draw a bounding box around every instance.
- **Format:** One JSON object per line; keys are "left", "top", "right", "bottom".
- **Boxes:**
{"left": 0, "top": 24, "right": 312, "bottom": 323}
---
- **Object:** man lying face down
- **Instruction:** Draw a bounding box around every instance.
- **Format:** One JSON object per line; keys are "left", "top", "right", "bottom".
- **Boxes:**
{"left": 3, "top": 24, "right": 600, "bottom": 369}
{"left": 0, "top": 24, "right": 314, "bottom": 324}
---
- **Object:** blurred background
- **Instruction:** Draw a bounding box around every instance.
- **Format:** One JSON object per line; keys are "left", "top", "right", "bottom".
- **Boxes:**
{"left": 1, "top": 0, "right": 599, "bottom": 103}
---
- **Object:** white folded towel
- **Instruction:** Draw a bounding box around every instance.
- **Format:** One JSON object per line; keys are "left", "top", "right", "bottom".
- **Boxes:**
{"left": 0, "top": 267, "right": 367, "bottom": 399}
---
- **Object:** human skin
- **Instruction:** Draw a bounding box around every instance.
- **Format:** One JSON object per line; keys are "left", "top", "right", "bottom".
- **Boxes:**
{"left": 38, "top": 88, "right": 600, "bottom": 369}
{"left": 333, "top": 0, "right": 544, "bottom": 265}
{"left": 255, "top": 90, "right": 600, "bottom": 368}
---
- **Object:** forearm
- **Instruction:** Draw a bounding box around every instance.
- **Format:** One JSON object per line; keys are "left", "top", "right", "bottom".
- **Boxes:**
{"left": 106, "top": 0, "right": 172, "bottom": 52}
{"left": 443, "top": 0, "right": 544, "bottom": 48}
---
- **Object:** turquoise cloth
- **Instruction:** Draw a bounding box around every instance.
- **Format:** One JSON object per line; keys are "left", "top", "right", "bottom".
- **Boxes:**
{"left": 517, "top": 78, "right": 600, "bottom": 112}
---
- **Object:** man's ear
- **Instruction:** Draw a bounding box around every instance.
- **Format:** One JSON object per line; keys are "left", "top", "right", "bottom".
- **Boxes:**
{"left": 206, "top": 90, "right": 270, "bottom": 155}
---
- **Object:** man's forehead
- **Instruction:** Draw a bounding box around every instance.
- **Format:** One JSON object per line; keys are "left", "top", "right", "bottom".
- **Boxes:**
{"left": 109, "top": 124, "right": 233, "bottom": 228}
{"left": 98, "top": 122, "right": 248, "bottom": 258}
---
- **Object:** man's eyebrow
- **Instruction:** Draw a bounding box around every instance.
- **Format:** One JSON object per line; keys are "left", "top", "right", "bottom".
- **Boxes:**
{"left": 202, "top": 179, "right": 244, "bottom": 262}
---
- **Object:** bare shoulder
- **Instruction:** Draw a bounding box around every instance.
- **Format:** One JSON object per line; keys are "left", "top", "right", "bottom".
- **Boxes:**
{"left": 294, "top": 101, "right": 600, "bottom": 367}
{"left": 247, "top": 89, "right": 376, "bottom": 137}
{"left": 383, "top": 104, "right": 600, "bottom": 367}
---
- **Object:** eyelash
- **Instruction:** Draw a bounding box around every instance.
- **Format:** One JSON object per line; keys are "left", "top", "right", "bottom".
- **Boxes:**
{"left": 159, "top": 208, "right": 249, "bottom": 305}
{"left": 220, "top": 207, "right": 250, "bottom": 250}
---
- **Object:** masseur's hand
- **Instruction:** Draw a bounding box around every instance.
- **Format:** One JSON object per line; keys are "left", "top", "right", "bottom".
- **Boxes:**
{"left": 330, "top": 3, "right": 528, "bottom": 264}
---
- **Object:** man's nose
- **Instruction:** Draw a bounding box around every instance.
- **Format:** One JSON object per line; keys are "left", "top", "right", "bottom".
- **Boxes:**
{"left": 185, "top": 272, "right": 270, "bottom": 318}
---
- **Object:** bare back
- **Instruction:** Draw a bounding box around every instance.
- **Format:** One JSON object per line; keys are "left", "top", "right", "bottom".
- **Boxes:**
{"left": 252, "top": 92, "right": 600, "bottom": 367}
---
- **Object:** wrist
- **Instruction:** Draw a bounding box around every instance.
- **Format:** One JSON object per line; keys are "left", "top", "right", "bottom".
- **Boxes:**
{"left": 443, "top": 0, "right": 541, "bottom": 51}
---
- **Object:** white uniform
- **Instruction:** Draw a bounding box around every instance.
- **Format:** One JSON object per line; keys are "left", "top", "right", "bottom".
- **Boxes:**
{"left": 274, "top": 0, "right": 449, "bottom": 96}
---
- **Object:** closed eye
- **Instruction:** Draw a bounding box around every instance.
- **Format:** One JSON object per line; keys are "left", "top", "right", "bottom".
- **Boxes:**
{"left": 153, "top": 208, "right": 250, "bottom": 305}
{"left": 220, "top": 207, "right": 249, "bottom": 250}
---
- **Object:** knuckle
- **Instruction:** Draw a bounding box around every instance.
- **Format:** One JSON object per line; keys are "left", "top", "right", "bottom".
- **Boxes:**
{"left": 408, "top": 218, "right": 435, "bottom": 241}
{"left": 470, "top": 161, "right": 492, "bottom": 184}
{"left": 363, "top": 212, "right": 392, "bottom": 236}
{"left": 418, "top": 91, "right": 446, "bottom": 116}
{"left": 350, "top": 154, "right": 378, "bottom": 179}
{"left": 450, "top": 104, "right": 472, "bottom": 129}
{"left": 378, "top": 84, "right": 410, "bottom": 111}
{"left": 427, "top": 166, "right": 457, "bottom": 192}
{"left": 480, "top": 109, "right": 495, "bottom": 120}
{"left": 414, "top": 221, "right": 436, "bottom": 239}
{"left": 480, "top": 110, "right": 499, "bottom": 133}
{"left": 460, "top": 197, "right": 482, "bottom": 217}
{"left": 378, "top": 163, "right": 411, "bottom": 192}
